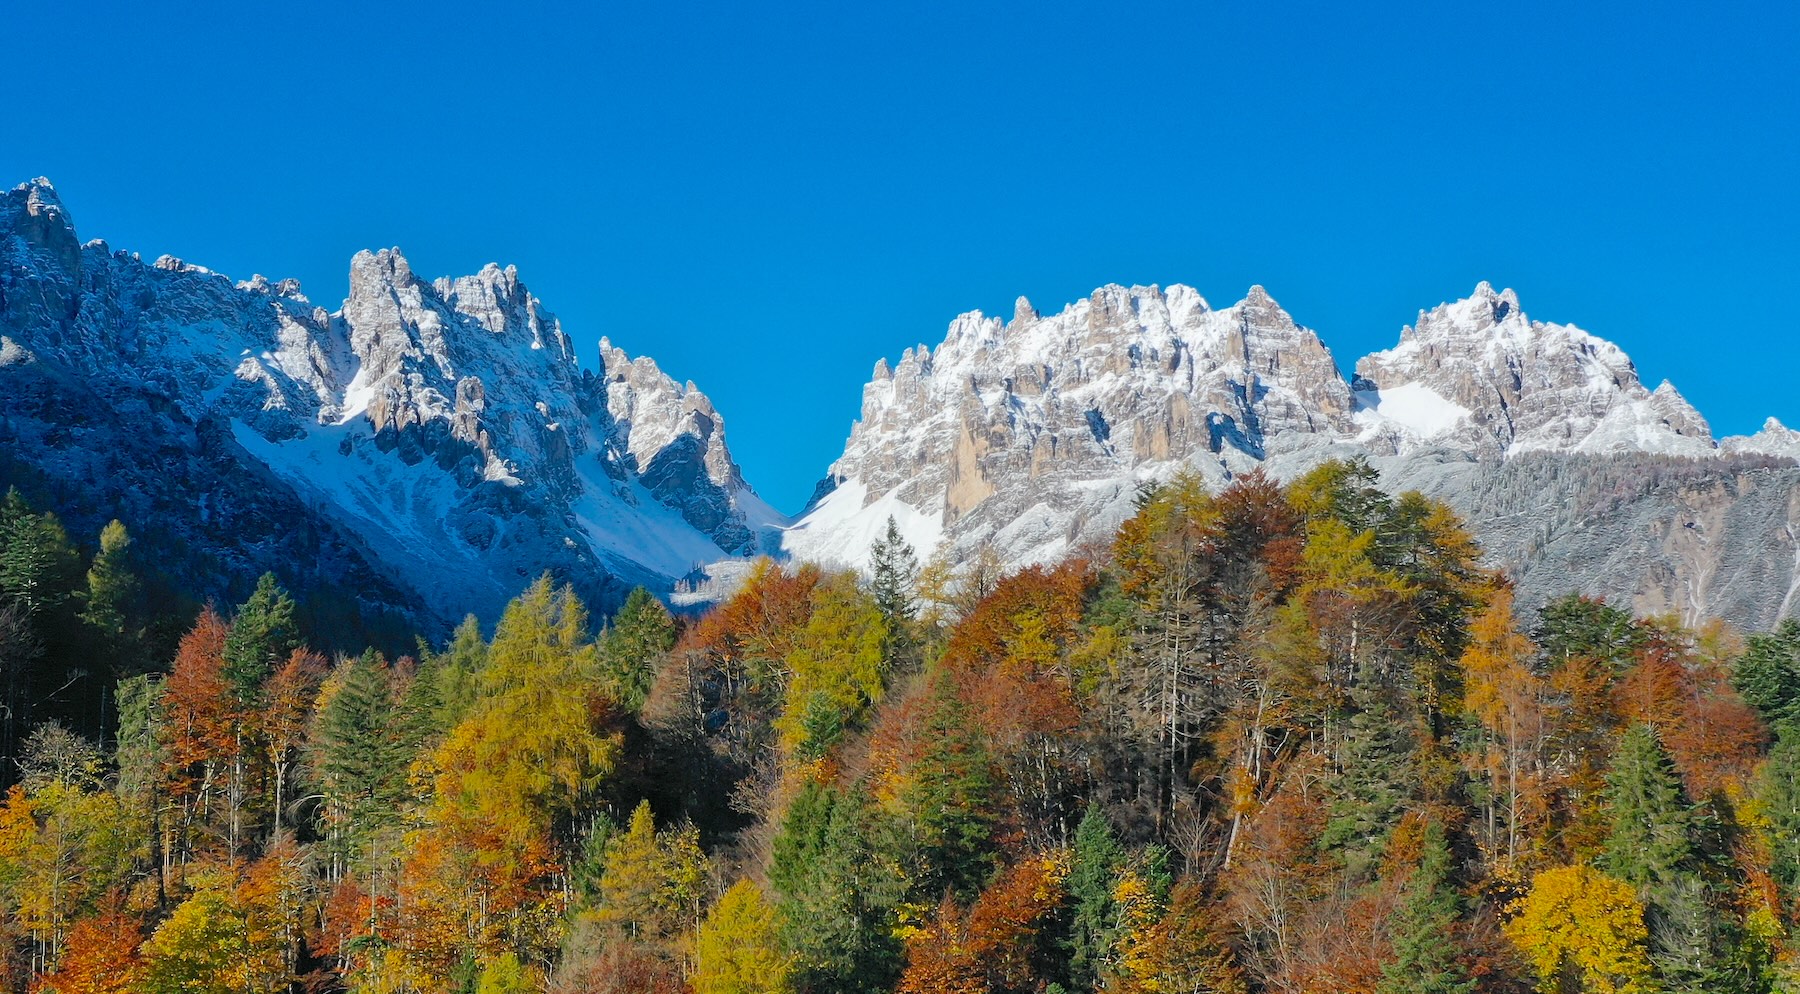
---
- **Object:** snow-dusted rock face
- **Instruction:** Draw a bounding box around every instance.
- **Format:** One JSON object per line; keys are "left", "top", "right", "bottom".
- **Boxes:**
{"left": 1723, "top": 418, "right": 1800, "bottom": 461}
{"left": 785, "top": 283, "right": 1355, "bottom": 570}
{"left": 5, "top": 174, "right": 1795, "bottom": 632}
{"left": 1353, "top": 282, "right": 1714, "bottom": 458}
{"left": 0, "top": 178, "right": 776, "bottom": 634}
{"left": 789, "top": 279, "right": 1800, "bottom": 629}
{"left": 597, "top": 339, "right": 784, "bottom": 554}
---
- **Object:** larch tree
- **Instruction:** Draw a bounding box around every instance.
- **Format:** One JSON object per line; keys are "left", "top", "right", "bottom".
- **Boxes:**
{"left": 691, "top": 879, "right": 793, "bottom": 994}
{"left": 1459, "top": 585, "right": 1547, "bottom": 866}
{"left": 775, "top": 573, "right": 888, "bottom": 761}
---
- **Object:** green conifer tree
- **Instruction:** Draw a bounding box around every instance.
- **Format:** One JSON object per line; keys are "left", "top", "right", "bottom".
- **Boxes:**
{"left": 771, "top": 782, "right": 904, "bottom": 994}
{"left": 596, "top": 587, "right": 677, "bottom": 713}
{"left": 315, "top": 650, "right": 407, "bottom": 871}
{"left": 1602, "top": 723, "right": 1695, "bottom": 889}
{"left": 430, "top": 614, "right": 489, "bottom": 731}
{"left": 1733, "top": 620, "right": 1800, "bottom": 730}
{"left": 1378, "top": 821, "right": 1475, "bottom": 994}
{"left": 867, "top": 516, "right": 918, "bottom": 663}
{"left": 896, "top": 670, "right": 996, "bottom": 902}
{"left": 0, "top": 506, "right": 82, "bottom": 617}
{"left": 1533, "top": 593, "right": 1645, "bottom": 671}
{"left": 220, "top": 573, "right": 298, "bottom": 706}
{"left": 1065, "top": 802, "right": 1126, "bottom": 992}
{"left": 1760, "top": 725, "right": 1800, "bottom": 916}
{"left": 1602, "top": 723, "right": 1737, "bottom": 993}
{"left": 1319, "top": 687, "right": 1415, "bottom": 880}
{"left": 81, "top": 521, "right": 138, "bottom": 647}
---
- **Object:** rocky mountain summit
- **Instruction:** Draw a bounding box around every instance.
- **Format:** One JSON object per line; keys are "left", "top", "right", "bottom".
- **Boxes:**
{"left": 0, "top": 178, "right": 778, "bottom": 636}
{"left": 789, "top": 281, "right": 1800, "bottom": 629}
{"left": 3, "top": 176, "right": 1794, "bottom": 634}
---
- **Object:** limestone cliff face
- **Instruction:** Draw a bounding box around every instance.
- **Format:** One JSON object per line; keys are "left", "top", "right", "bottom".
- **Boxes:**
{"left": 1353, "top": 281, "right": 1715, "bottom": 458}
{"left": 789, "top": 280, "right": 1799, "bottom": 631}
{"left": 597, "top": 339, "right": 763, "bottom": 552}
{"left": 0, "top": 178, "right": 776, "bottom": 632}
{"left": 1379, "top": 453, "right": 1800, "bottom": 630}
{"left": 4, "top": 175, "right": 1795, "bottom": 631}
{"left": 786, "top": 283, "right": 1355, "bottom": 568}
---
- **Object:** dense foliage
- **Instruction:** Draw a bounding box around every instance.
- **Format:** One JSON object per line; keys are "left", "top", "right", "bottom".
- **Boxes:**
{"left": 3, "top": 464, "right": 1799, "bottom": 993}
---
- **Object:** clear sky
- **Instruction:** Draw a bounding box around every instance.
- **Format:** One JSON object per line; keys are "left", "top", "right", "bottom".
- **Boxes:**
{"left": 6, "top": 1, "right": 1796, "bottom": 513}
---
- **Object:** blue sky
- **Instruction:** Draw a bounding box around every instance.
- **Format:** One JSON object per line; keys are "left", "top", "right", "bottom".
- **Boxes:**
{"left": 6, "top": 1, "right": 1796, "bottom": 512}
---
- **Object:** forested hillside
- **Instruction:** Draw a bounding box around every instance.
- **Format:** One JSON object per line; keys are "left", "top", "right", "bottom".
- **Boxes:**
{"left": 4, "top": 459, "right": 1800, "bottom": 994}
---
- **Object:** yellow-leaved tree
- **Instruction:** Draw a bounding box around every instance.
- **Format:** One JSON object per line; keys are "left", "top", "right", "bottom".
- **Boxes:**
{"left": 692, "top": 879, "right": 793, "bottom": 994}
{"left": 1459, "top": 585, "right": 1547, "bottom": 866}
{"left": 773, "top": 572, "right": 887, "bottom": 761}
{"left": 396, "top": 576, "right": 623, "bottom": 989}
{"left": 592, "top": 800, "right": 710, "bottom": 943}
{"left": 1503, "top": 864, "right": 1654, "bottom": 994}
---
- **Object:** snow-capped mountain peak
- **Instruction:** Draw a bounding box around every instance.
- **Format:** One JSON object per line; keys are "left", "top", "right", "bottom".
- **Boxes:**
{"left": 1723, "top": 416, "right": 1800, "bottom": 460}
{"left": 1353, "top": 283, "right": 1713, "bottom": 458}
{"left": 0, "top": 178, "right": 776, "bottom": 630}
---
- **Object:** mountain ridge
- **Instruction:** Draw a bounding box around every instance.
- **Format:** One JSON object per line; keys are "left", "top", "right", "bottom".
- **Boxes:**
{"left": 783, "top": 278, "right": 1800, "bottom": 629}
{"left": 4, "top": 176, "right": 1796, "bottom": 632}
{"left": 0, "top": 178, "right": 779, "bottom": 635}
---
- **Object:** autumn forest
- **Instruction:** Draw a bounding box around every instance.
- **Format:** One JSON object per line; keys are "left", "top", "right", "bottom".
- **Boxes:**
{"left": 4, "top": 459, "right": 1800, "bottom": 994}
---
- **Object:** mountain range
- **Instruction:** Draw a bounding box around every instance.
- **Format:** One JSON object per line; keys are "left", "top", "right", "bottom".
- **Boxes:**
{"left": 4, "top": 177, "right": 1796, "bottom": 637}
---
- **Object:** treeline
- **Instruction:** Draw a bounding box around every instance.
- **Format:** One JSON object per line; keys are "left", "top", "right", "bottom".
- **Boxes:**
{"left": 0, "top": 488, "right": 176, "bottom": 760}
{"left": 5, "top": 460, "right": 1800, "bottom": 993}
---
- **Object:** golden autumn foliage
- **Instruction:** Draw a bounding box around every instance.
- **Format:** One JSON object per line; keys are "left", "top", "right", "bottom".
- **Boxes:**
{"left": 139, "top": 859, "right": 300, "bottom": 994}
{"left": 27, "top": 907, "right": 145, "bottom": 994}
{"left": 692, "top": 879, "right": 793, "bottom": 994}
{"left": 898, "top": 851, "right": 1069, "bottom": 994}
{"left": 1109, "top": 875, "right": 1248, "bottom": 994}
{"left": 773, "top": 572, "right": 887, "bottom": 760}
{"left": 17, "top": 459, "right": 1800, "bottom": 994}
{"left": 1503, "top": 865, "right": 1654, "bottom": 994}
{"left": 1460, "top": 586, "right": 1549, "bottom": 867}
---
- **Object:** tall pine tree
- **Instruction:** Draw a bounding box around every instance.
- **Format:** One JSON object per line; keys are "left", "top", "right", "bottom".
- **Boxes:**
{"left": 315, "top": 650, "right": 408, "bottom": 874}
{"left": 1065, "top": 802, "right": 1126, "bottom": 992}
{"left": 220, "top": 573, "right": 297, "bottom": 706}
{"left": 867, "top": 516, "right": 919, "bottom": 665}
{"left": 1378, "top": 820, "right": 1475, "bottom": 994}
{"left": 596, "top": 587, "right": 677, "bottom": 713}
{"left": 1602, "top": 723, "right": 1737, "bottom": 993}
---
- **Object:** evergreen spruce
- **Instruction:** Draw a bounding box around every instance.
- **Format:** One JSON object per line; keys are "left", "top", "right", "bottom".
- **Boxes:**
{"left": 1602, "top": 723, "right": 1695, "bottom": 889}
{"left": 897, "top": 670, "right": 996, "bottom": 902}
{"left": 1320, "top": 688, "right": 1415, "bottom": 880}
{"left": 0, "top": 505, "right": 81, "bottom": 617}
{"left": 867, "top": 515, "right": 918, "bottom": 662}
{"left": 596, "top": 586, "right": 677, "bottom": 713}
{"left": 1378, "top": 821, "right": 1475, "bottom": 994}
{"left": 771, "top": 782, "right": 904, "bottom": 994}
{"left": 315, "top": 650, "right": 407, "bottom": 870}
{"left": 1733, "top": 619, "right": 1800, "bottom": 730}
{"left": 1533, "top": 593, "right": 1644, "bottom": 671}
{"left": 1760, "top": 725, "right": 1800, "bottom": 912}
{"left": 81, "top": 521, "right": 139, "bottom": 651}
{"left": 1602, "top": 723, "right": 1737, "bottom": 993}
{"left": 220, "top": 573, "right": 298, "bottom": 706}
{"left": 431, "top": 614, "right": 489, "bottom": 730}
{"left": 1065, "top": 802, "right": 1126, "bottom": 992}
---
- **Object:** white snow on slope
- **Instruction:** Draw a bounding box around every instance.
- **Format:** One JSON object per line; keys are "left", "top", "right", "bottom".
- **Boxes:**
{"left": 780, "top": 478, "right": 945, "bottom": 574}
{"left": 1354, "top": 383, "right": 1469, "bottom": 438}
